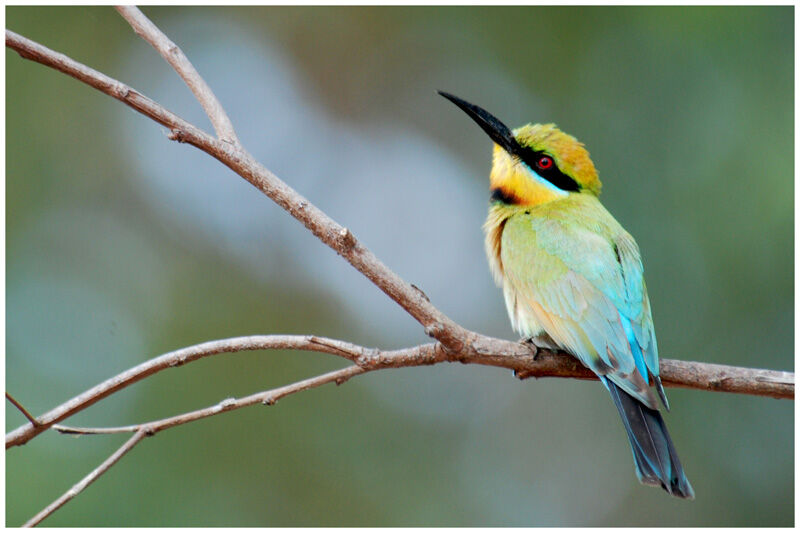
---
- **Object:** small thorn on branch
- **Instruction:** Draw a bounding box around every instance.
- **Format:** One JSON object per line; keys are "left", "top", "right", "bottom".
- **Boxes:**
{"left": 411, "top": 283, "right": 430, "bottom": 302}
{"left": 338, "top": 227, "right": 356, "bottom": 251}
{"left": 424, "top": 323, "right": 443, "bottom": 338}
{"left": 308, "top": 336, "right": 360, "bottom": 359}
{"left": 218, "top": 397, "right": 237, "bottom": 410}
{"left": 168, "top": 129, "right": 186, "bottom": 142}
{"left": 169, "top": 355, "right": 188, "bottom": 367}
{"left": 514, "top": 369, "right": 536, "bottom": 380}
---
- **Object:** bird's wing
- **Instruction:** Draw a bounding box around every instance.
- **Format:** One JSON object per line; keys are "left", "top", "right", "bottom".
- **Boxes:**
{"left": 501, "top": 211, "right": 660, "bottom": 409}
{"left": 612, "top": 231, "right": 659, "bottom": 379}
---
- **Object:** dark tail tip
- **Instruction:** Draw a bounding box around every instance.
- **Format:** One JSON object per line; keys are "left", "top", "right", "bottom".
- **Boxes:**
{"left": 607, "top": 380, "right": 695, "bottom": 499}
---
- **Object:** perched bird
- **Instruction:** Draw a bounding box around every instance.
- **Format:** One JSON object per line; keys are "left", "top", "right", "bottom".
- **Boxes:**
{"left": 439, "top": 91, "right": 694, "bottom": 499}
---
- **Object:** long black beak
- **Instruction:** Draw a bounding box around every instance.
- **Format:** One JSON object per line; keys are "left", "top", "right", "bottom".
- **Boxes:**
{"left": 438, "top": 91, "right": 517, "bottom": 155}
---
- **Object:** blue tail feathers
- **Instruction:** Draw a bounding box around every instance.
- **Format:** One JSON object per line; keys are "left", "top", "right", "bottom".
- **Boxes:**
{"left": 604, "top": 378, "right": 694, "bottom": 499}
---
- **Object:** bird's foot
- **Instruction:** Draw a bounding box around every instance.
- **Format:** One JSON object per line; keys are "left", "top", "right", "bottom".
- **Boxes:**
{"left": 520, "top": 336, "right": 540, "bottom": 360}
{"left": 514, "top": 337, "right": 541, "bottom": 380}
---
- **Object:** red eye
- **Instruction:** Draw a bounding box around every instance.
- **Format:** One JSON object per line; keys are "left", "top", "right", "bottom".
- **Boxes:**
{"left": 537, "top": 156, "right": 554, "bottom": 170}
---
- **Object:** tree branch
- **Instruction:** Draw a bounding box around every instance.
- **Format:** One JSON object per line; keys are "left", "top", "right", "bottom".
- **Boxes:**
{"left": 6, "top": 335, "right": 794, "bottom": 451}
{"left": 114, "top": 6, "right": 241, "bottom": 146}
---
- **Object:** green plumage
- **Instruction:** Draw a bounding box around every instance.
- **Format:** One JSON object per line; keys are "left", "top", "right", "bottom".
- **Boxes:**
{"left": 497, "top": 192, "right": 659, "bottom": 409}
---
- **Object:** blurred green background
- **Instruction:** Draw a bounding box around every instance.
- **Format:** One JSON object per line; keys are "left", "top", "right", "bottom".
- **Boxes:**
{"left": 6, "top": 6, "right": 793, "bottom": 527}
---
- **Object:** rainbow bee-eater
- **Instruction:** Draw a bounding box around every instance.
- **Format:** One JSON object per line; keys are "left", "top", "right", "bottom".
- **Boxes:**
{"left": 440, "top": 91, "right": 694, "bottom": 499}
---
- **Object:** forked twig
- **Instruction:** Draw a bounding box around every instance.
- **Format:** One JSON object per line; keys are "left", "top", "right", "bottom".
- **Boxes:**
{"left": 6, "top": 392, "right": 41, "bottom": 427}
{"left": 115, "top": 5, "right": 240, "bottom": 145}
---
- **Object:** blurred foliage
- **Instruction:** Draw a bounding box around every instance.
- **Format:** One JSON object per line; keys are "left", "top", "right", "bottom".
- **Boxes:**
{"left": 6, "top": 6, "right": 793, "bottom": 526}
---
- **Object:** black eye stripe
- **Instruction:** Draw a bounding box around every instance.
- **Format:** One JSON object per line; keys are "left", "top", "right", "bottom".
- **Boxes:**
{"left": 436, "top": 93, "right": 583, "bottom": 193}
{"left": 513, "top": 145, "right": 581, "bottom": 192}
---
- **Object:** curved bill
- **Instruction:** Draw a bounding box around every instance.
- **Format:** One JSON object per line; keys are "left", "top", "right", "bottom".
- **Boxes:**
{"left": 438, "top": 91, "right": 517, "bottom": 155}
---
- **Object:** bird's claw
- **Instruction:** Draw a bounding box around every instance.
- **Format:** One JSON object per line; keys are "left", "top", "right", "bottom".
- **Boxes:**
{"left": 519, "top": 336, "right": 540, "bottom": 360}
{"left": 513, "top": 337, "right": 539, "bottom": 380}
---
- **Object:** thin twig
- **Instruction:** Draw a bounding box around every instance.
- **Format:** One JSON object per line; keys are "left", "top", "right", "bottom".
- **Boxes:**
{"left": 115, "top": 6, "right": 240, "bottom": 145}
{"left": 55, "top": 424, "right": 137, "bottom": 435}
{"left": 6, "top": 392, "right": 41, "bottom": 426}
{"left": 23, "top": 430, "right": 148, "bottom": 527}
{"left": 58, "top": 365, "right": 366, "bottom": 437}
